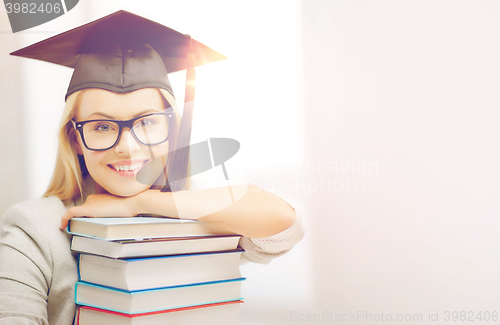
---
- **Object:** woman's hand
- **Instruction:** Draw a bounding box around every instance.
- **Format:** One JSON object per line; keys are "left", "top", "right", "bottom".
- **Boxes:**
{"left": 60, "top": 193, "right": 138, "bottom": 230}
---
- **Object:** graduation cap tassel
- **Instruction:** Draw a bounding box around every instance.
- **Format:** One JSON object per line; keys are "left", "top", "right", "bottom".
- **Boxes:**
{"left": 161, "top": 38, "right": 196, "bottom": 193}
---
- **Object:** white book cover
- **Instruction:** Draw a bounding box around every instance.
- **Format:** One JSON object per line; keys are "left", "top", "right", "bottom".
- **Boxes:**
{"left": 68, "top": 216, "right": 237, "bottom": 240}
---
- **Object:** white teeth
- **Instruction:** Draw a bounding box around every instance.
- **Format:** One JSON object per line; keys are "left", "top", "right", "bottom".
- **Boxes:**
{"left": 113, "top": 162, "right": 143, "bottom": 172}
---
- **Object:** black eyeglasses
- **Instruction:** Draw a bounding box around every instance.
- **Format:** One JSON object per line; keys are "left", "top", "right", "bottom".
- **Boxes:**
{"left": 73, "top": 109, "right": 175, "bottom": 151}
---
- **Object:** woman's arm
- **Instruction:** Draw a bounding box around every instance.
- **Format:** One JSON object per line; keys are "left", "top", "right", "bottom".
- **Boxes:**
{"left": 1, "top": 202, "right": 55, "bottom": 325}
{"left": 60, "top": 185, "right": 297, "bottom": 238}
{"left": 137, "top": 185, "right": 297, "bottom": 238}
{"left": 2, "top": 198, "right": 81, "bottom": 324}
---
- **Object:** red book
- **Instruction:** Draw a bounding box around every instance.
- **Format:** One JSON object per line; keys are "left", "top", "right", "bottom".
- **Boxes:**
{"left": 77, "top": 300, "right": 243, "bottom": 325}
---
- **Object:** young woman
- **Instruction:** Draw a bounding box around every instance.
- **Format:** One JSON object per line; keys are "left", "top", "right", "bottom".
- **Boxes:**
{"left": 0, "top": 10, "right": 304, "bottom": 325}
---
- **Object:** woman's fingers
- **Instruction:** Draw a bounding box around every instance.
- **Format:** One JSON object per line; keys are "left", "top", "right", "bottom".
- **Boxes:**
{"left": 59, "top": 194, "right": 137, "bottom": 230}
{"left": 60, "top": 206, "right": 84, "bottom": 230}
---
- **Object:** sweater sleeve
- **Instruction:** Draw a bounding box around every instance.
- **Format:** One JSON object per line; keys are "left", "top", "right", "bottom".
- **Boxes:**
{"left": 0, "top": 204, "right": 51, "bottom": 325}
{"left": 239, "top": 189, "right": 305, "bottom": 264}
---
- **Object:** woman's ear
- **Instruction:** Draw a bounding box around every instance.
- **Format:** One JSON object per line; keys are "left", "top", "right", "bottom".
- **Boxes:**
{"left": 75, "top": 141, "right": 83, "bottom": 155}
{"left": 72, "top": 129, "right": 84, "bottom": 155}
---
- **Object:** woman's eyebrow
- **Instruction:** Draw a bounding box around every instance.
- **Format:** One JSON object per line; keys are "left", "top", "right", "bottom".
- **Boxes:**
{"left": 132, "top": 109, "right": 159, "bottom": 118}
{"left": 86, "top": 109, "right": 159, "bottom": 120}
{"left": 86, "top": 112, "right": 115, "bottom": 119}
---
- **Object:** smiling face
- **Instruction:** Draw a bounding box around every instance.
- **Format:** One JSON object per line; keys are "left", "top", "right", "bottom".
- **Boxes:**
{"left": 74, "top": 88, "right": 170, "bottom": 197}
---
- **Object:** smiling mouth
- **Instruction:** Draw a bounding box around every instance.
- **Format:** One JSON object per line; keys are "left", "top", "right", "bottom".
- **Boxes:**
{"left": 108, "top": 160, "right": 149, "bottom": 173}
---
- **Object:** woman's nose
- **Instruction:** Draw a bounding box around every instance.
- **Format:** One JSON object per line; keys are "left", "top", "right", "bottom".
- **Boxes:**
{"left": 114, "top": 128, "right": 141, "bottom": 154}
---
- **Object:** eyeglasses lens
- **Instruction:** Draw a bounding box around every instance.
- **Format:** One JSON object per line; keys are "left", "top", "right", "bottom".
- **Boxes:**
{"left": 82, "top": 114, "right": 169, "bottom": 150}
{"left": 133, "top": 114, "right": 169, "bottom": 144}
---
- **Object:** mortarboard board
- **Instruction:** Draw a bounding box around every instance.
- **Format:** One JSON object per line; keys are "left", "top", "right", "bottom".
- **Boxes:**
{"left": 10, "top": 10, "right": 227, "bottom": 192}
{"left": 10, "top": 10, "right": 226, "bottom": 100}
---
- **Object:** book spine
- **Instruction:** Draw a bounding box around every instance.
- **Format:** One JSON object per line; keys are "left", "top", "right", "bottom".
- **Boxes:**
{"left": 79, "top": 300, "right": 243, "bottom": 318}
{"left": 74, "top": 278, "right": 246, "bottom": 314}
{"left": 76, "top": 305, "right": 81, "bottom": 325}
{"left": 76, "top": 277, "right": 246, "bottom": 294}
{"left": 76, "top": 299, "right": 244, "bottom": 315}
{"left": 76, "top": 253, "right": 82, "bottom": 281}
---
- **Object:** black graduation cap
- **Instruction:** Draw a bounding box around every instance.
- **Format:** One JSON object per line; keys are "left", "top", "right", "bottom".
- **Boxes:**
{"left": 10, "top": 10, "right": 227, "bottom": 192}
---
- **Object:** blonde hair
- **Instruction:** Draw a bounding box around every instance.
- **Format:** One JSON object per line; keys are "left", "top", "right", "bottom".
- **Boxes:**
{"left": 43, "top": 88, "right": 183, "bottom": 200}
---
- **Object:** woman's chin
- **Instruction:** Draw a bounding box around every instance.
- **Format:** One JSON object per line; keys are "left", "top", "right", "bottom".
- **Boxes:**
{"left": 106, "top": 184, "right": 150, "bottom": 197}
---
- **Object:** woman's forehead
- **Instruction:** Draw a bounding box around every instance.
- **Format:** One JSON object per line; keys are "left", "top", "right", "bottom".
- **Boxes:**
{"left": 77, "top": 88, "right": 164, "bottom": 120}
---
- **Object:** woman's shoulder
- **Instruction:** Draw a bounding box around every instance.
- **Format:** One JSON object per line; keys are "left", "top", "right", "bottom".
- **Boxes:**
{"left": 0, "top": 199, "right": 78, "bottom": 325}
{"left": 10, "top": 195, "right": 65, "bottom": 208}
{"left": 1, "top": 196, "right": 75, "bottom": 265}
{"left": 2, "top": 196, "right": 68, "bottom": 233}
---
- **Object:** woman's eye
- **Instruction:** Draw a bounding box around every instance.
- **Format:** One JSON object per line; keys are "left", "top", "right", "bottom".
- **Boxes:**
{"left": 139, "top": 119, "right": 156, "bottom": 127}
{"left": 95, "top": 123, "right": 114, "bottom": 132}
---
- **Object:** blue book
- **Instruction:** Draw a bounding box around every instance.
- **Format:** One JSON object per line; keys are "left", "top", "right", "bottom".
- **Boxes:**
{"left": 75, "top": 278, "right": 245, "bottom": 315}
{"left": 78, "top": 249, "right": 244, "bottom": 291}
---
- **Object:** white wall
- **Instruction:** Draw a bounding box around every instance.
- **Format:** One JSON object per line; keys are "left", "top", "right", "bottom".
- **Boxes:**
{"left": 303, "top": 0, "right": 500, "bottom": 324}
{"left": 0, "top": 10, "right": 26, "bottom": 217}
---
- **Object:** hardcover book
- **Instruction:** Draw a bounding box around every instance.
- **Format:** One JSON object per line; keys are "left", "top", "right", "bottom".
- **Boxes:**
{"left": 75, "top": 278, "right": 245, "bottom": 314}
{"left": 78, "top": 249, "right": 243, "bottom": 291}
{"left": 68, "top": 216, "right": 237, "bottom": 240}
{"left": 76, "top": 301, "right": 242, "bottom": 325}
{"left": 71, "top": 234, "right": 241, "bottom": 258}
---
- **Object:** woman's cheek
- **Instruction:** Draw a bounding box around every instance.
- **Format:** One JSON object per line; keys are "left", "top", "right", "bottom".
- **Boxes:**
{"left": 83, "top": 151, "right": 106, "bottom": 173}
{"left": 151, "top": 142, "right": 170, "bottom": 159}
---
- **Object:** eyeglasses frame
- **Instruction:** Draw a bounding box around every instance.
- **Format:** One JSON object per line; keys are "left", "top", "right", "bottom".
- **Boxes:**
{"left": 72, "top": 108, "right": 176, "bottom": 151}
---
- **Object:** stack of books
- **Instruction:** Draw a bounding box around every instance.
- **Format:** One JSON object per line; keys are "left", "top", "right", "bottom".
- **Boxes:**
{"left": 68, "top": 216, "right": 245, "bottom": 324}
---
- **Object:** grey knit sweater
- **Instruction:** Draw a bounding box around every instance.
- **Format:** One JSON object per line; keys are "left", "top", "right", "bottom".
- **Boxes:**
{"left": 0, "top": 191, "right": 304, "bottom": 324}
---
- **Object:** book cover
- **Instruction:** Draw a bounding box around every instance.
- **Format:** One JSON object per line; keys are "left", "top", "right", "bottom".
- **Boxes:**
{"left": 77, "top": 300, "right": 243, "bottom": 325}
{"left": 68, "top": 216, "right": 237, "bottom": 240}
{"left": 77, "top": 249, "right": 244, "bottom": 291}
{"left": 71, "top": 234, "right": 241, "bottom": 258}
{"left": 75, "top": 278, "right": 245, "bottom": 314}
